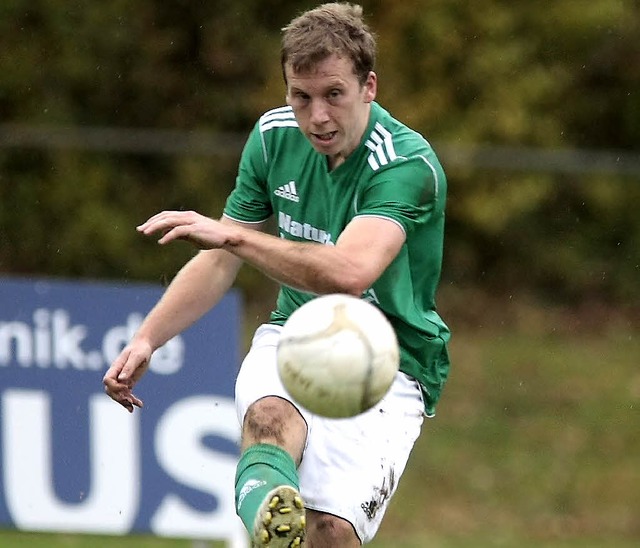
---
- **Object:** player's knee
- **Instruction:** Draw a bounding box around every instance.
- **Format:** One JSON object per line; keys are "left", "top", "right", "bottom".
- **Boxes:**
{"left": 307, "top": 511, "right": 360, "bottom": 546}
{"left": 243, "top": 396, "right": 304, "bottom": 447}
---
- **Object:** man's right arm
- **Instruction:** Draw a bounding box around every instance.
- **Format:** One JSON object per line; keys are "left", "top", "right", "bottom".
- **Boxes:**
{"left": 103, "top": 216, "right": 255, "bottom": 412}
{"left": 133, "top": 245, "right": 244, "bottom": 352}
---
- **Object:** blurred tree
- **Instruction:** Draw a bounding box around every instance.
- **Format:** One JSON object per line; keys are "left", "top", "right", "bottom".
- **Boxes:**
{"left": 0, "top": 0, "right": 638, "bottom": 311}
{"left": 369, "top": 0, "right": 639, "bottom": 306}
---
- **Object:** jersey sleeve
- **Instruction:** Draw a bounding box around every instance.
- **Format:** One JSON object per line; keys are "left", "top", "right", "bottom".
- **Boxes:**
{"left": 223, "top": 122, "right": 273, "bottom": 223}
{"left": 356, "top": 153, "right": 446, "bottom": 233}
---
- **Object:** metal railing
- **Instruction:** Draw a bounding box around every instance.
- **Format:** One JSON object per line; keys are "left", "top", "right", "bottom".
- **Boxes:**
{"left": 2, "top": 124, "right": 639, "bottom": 177}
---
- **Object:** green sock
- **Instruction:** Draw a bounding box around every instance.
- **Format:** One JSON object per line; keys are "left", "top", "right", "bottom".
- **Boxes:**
{"left": 234, "top": 443, "right": 300, "bottom": 533}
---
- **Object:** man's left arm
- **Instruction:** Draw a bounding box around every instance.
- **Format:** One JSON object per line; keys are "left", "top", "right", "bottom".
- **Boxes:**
{"left": 138, "top": 210, "right": 405, "bottom": 296}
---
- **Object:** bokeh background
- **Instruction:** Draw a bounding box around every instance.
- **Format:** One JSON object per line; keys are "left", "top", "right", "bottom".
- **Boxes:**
{"left": 1, "top": 1, "right": 638, "bottom": 547}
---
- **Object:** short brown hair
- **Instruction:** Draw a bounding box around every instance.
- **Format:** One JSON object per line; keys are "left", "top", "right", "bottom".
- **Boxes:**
{"left": 281, "top": 3, "right": 376, "bottom": 85}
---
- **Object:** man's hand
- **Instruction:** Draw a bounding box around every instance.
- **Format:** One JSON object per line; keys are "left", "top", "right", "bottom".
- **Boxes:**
{"left": 103, "top": 339, "right": 152, "bottom": 413}
{"left": 137, "top": 210, "right": 235, "bottom": 250}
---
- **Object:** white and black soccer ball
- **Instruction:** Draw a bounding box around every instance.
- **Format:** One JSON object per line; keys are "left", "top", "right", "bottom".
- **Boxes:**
{"left": 276, "top": 294, "right": 399, "bottom": 418}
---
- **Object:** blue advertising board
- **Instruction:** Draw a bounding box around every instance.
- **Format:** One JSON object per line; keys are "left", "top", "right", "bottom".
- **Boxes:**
{"left": 0, "top": 277, "right": 247, "bottom": 546}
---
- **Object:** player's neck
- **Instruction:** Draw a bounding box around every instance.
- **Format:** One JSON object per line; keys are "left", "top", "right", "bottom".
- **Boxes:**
{"left": 327, "top": 154, "right": 346, "bottom": 171}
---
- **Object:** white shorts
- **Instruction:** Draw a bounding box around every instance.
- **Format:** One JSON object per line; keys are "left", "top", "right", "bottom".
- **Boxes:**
{"left": 235, "top": 324, "right": 425, "bottom": 544}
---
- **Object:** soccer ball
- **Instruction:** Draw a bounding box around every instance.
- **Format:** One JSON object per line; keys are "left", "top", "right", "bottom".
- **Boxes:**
{"left": 276, "top": 294, "right": 399, "bottom": 418}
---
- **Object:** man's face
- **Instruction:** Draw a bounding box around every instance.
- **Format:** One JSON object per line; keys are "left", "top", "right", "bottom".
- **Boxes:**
{"left": 285, "top": 54, "right": 377, "bottom": 167}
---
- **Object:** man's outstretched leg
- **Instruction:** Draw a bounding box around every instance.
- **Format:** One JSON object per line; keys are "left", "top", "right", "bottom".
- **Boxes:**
{"left": 235, "top": 396, "right": 307, "bottom": 547}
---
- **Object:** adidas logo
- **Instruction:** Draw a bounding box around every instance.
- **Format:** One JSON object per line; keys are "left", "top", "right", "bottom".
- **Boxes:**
{"left": 237, "top": 479, "right": 267, "bottom": 509}
{"left": 274, "top": 181, "right": 300, "bottom": 203}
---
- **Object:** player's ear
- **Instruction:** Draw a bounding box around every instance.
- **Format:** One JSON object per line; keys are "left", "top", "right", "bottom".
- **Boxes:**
{"left": 284, "top": 63, "right": 293, "bottom": 106}
{"left": 363, "top": 71, "right": 377, "bottom": 103}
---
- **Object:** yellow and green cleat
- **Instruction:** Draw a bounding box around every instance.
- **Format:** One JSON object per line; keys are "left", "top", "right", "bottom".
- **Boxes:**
{"left": 252, "top": 486, "right": 306, "bottom": 547}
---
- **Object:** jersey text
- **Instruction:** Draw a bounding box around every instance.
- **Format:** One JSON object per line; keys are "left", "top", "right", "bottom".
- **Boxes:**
{"left": 278, "top": 212, "right": 334, "bottom": 245}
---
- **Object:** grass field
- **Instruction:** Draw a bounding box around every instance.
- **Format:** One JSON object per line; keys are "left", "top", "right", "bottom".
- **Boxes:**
{"left": 2, "top": 319, "right": 638, "bottom": 547}
{"left": 0, "top": 531, "right": 638, "bottom": 548}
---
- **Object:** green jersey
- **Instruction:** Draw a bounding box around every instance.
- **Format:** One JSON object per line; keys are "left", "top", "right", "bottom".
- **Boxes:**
{"left": 224, "top": 102, "right": 450, "bottom": 415}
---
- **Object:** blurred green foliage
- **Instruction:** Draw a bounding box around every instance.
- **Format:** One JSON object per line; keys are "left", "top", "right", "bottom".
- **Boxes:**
{"left": 0, "top": 0, "right": 638, "bottom": 310}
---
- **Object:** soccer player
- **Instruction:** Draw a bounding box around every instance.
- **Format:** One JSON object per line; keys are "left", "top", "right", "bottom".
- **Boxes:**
{"left": 103, "top": 3, "right": 451, "bottom": 546}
